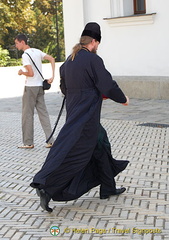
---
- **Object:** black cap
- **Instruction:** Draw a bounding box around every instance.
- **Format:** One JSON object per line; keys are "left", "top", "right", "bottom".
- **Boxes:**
{"left": 81, "top": 22, "right": 101, "bottom": 42}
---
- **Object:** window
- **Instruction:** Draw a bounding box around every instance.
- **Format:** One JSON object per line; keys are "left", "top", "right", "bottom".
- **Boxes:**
{"left": 134, "top": 0, "right": 146, "bottom": 14}
{"left": 110, "top": 0, "right": 146, "bottom": 18}
{"left": 105, "top": 0, "right": 155, "bottom": 27}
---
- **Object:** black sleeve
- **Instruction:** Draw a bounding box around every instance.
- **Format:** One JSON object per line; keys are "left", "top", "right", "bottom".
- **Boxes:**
{"left": 60, "top": 77, "right": 66, "bottom": 95}
{"left": 91, "top": 55, "right": 127, "bottom": 103}
{"left": 59, "top": 64, "right": 67, "bottom": 95}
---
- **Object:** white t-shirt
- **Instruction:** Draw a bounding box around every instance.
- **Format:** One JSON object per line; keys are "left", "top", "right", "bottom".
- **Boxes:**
{"left": 22, "top": 48, "right": 46, "bottom": 86}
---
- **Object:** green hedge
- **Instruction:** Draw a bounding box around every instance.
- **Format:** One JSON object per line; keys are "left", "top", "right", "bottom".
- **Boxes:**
{"left": 6, "top": 58, "right": 22, "bottom": 66}
{"left": 0, "top": 46, "right": 22, "bottom": 67}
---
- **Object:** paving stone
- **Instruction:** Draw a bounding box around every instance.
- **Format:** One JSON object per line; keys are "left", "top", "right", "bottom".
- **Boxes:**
{"left": 20, "top": 236, "right": 32, "bottom": 240}
{"left": 0, "top": 93, "right": 169, "bottom": 239}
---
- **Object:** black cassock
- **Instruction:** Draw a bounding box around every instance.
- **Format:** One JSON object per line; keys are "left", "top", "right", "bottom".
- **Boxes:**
{"left": 30, "top": 48, "right": 129, "bottom": 201}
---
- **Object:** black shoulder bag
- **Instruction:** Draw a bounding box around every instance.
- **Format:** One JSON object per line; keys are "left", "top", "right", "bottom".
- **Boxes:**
{"left": 25, "top": 52, "right": 51, "bottom": 90}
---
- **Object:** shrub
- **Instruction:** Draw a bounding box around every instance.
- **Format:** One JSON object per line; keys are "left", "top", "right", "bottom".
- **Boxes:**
{"left": 0, "top": 46, "right": 10, "bottom": 67}
{"left": 7, "top": 58, "right": 22, "bottom": 66}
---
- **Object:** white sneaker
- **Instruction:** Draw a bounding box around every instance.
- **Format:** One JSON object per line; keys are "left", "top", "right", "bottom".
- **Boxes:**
{"left": 18, "top": 144, "right": 34, "bottom": 149}
{"left": 45, "top": 143, "right": 53, "bottom": 148}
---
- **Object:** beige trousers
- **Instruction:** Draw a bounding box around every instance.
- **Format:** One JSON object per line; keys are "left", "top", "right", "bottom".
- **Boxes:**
{"left": 22, "top": 86, "right": 54, "bottom": 145}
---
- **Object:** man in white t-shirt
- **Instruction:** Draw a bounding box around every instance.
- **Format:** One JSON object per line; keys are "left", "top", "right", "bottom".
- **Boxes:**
{"left": 15, "top": 34, "right": 55, "bottom": 149}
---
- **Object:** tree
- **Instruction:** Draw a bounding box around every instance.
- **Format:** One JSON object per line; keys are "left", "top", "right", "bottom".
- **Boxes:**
{"left": 0, "top": 0, "right": 36, "bottom": 44}
{"left": 0, "top": 0, "right": 65, "bottom": 61}
{"left": 30, "top": 0, "right": 64, "bottom": 61}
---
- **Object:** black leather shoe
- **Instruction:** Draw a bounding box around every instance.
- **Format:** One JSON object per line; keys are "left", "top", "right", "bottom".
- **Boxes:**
{"left": 36, "top": 188, "right": 40, "bottom": 197}
{"left": 36, "top": 189, "right": 53, "bottom": 212}
{"left": 100, "top": 187, "right": 126, "bottom": 199}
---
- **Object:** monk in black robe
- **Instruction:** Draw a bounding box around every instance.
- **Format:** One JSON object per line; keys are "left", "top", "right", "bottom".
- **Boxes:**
{"left": 30, "top": 22, "right": 129, "bottom": 212}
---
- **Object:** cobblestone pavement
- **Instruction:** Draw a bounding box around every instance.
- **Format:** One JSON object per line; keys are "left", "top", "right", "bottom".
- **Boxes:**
{"left": 0, "top": 93, "right": 169, "bottom": 240}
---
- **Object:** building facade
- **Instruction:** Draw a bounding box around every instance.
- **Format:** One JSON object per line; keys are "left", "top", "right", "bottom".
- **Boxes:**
{"left": 62, "top": 0, "right": 169, "bottom": 99}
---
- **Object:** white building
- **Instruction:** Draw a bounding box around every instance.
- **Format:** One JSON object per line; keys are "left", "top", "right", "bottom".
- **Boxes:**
{"left": 62, "top": 0, "right": 169, "bottom": 99}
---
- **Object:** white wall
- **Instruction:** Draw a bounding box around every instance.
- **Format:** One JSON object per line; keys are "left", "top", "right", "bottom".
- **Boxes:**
{"left": 0, "top": 63, "right": 62, "bottom": 98}
{"left": 101, "top": 0, "right": 169, "bottom": 76}
{"left": 63, "top": 0, "right": 111, "bottom": 57}
{"left": 83, "top": 0, "right": 111, "bottom": 23}
{"left": 62, "top": 0, "right": 84, "bottom": 57}
{"left": 62, "top": 0, "right": 169, "bottom": 77}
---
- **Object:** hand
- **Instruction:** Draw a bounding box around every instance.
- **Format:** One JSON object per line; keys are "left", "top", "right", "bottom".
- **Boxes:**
{"left": 102, "top": 94, "right": 108, "bottom": 100}
{"left": 47, "top": 77, "right": 54, "bottom": 84}
{"left": 122, "top": 96, "right": 129, "bottom": 106}
{"left": 18, "top": 69, "right": 23, "bottom": 75}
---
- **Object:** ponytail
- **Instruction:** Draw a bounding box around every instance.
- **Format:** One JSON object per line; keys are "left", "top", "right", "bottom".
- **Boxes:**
{"left": 70, "top": 43, "right": 82, "bottom": 61}
{"left": 70, "top": 36, "right": 93, "bottom": 61}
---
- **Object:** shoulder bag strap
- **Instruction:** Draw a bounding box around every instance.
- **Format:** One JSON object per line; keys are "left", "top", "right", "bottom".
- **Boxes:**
{"left": 46, "top": 96, "right": 66, "bottom": 143}
{"left": 25, "top": 52, "right": 44, "bottom": 80}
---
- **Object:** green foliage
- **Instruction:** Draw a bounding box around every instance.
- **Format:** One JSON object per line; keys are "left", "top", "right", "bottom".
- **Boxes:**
{"left": 29, "top": 0, "right": 65, "bottom": 61}
{"left": 0, "top": 0, "right": 36, "bottom": 45}
{"left": 7, "top": 58, "right": 22, "bottom": 66}
{"left": 0, "top": 45, "right": 21, "bottom": 67}
{"left": 0, "top": 45, "right": 10, "bottom": 66}
{"left": 0, "top": 0, "right": 65, "bottom": 63}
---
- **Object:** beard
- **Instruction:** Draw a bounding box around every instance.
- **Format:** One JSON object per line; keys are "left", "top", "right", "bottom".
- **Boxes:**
{"left": 91, "top": 48, "right": 97, "bottom": 54}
